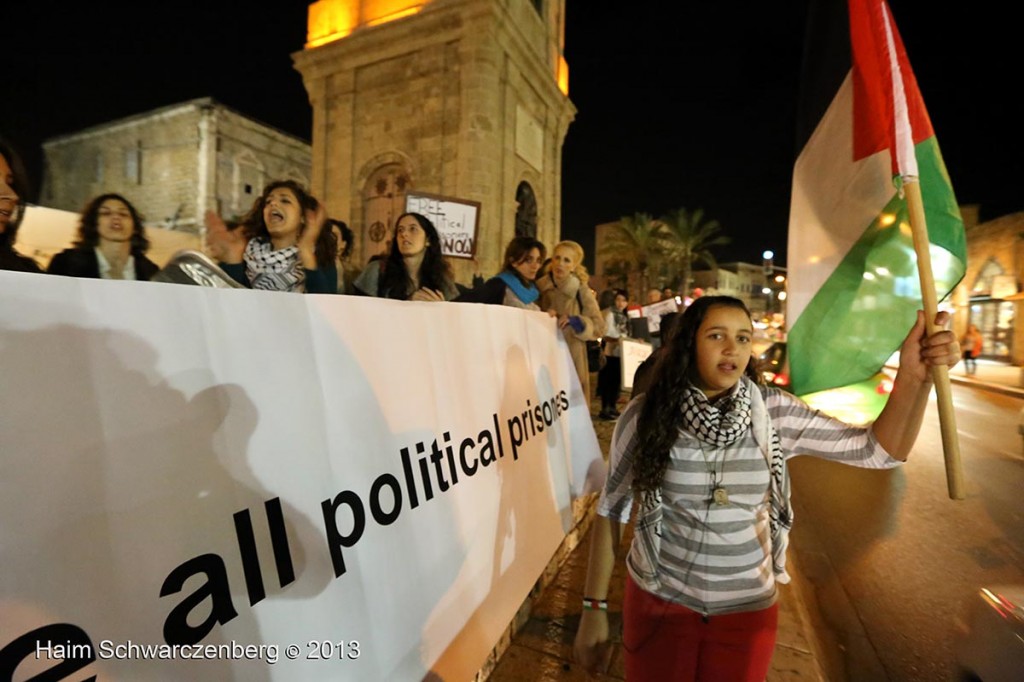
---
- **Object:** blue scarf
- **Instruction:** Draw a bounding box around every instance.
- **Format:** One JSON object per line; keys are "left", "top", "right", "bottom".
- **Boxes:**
{"left": 496, "top": 271, "right": 539, "bottom": 305}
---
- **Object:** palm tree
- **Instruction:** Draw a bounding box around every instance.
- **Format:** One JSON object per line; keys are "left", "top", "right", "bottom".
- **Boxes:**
{"left": 660, "top": 207, "right": 730, "bottom": 297}
{"left": 601, "top": 257, "right": 633, "bottom": 290}
{"left": 598, "top": 212, "right": 669, "bottom": 298}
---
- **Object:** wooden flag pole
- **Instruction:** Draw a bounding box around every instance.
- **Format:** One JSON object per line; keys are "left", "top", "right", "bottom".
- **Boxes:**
{"left": 903, "top": 179, "right": 965, "bottom": 500}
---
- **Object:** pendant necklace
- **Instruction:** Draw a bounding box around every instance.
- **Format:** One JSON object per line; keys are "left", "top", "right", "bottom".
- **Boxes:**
{"left": 700, "top": 444, "right": 729, "bottom": 506}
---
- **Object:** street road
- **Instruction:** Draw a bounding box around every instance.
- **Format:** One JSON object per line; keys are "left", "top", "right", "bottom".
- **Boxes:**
{"left": 788, "top": 382, "right": 1024, "bottom": 681}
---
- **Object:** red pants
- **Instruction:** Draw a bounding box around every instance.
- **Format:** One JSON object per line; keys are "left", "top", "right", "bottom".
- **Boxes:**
{"left": 623, "top": 575, "right": 778, "bottom": 681}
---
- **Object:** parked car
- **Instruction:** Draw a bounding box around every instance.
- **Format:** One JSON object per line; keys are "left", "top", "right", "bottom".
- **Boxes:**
{"left": 955, "top": 585, "right": 1024, "bottom": 681}
{"left": 756, "top": 342, "right": 789, "bottom": 388}
{"left": 755, "top": 342, "right": 894, "bottom": 425}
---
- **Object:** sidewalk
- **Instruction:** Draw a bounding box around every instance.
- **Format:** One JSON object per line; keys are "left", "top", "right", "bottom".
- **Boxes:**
{"left": 488, "top": 359, "right": 1023, "bottom": 681}
{"left": 489, "top": 412, "right": 827, "bottom": 681}
{"left": 946, "top": 358, "right": 1024, "bottom": 398}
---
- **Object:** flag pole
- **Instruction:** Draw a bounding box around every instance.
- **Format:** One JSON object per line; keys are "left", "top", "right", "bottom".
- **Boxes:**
{"left": 903, "top": 179, "right": 965, "bottom": 500}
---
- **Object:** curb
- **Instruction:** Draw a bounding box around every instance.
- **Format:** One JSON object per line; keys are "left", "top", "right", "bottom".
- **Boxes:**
{"left": 781, "top": 549, "right": 829, "bottom": 681}
{"left": 884, "top": 364, "right": 1024, "bottom": 399}
{"left": 948, "top": 373, "right": 1024, "bottom": 399}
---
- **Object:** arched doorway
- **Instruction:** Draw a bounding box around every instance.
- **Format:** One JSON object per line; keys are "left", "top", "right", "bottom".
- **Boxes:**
{"left": 361, "top": 163, "right": 411, "bottom": 263}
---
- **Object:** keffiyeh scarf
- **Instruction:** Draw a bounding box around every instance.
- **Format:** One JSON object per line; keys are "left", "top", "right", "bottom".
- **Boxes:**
{"left": 681, "top": 376, "right": 795, "bottom": 583}
{"left": 244, "top": 238, "right": 306, "bottom": 292}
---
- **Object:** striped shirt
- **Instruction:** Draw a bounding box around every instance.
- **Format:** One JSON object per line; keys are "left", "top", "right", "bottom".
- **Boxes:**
{"left": 598, "top": 386, "right": 900, "bottom": 615}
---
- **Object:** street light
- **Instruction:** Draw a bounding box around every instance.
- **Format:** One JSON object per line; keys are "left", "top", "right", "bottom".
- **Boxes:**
{"left": 762, "top": 250, "right": 774, "bottom": 314}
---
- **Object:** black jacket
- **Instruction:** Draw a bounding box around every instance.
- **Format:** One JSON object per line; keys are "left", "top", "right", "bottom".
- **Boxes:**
{"left": 48, "top": 247, "right": 159, "bottom": 281}
{"left": 0, "top": 247, "right": 43, "bottom": 274}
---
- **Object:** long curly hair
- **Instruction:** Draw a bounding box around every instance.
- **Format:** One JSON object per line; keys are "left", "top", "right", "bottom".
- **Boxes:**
{"left": 242, "top": 180, "right": 336, "bottom": 269}
{"left": 0, "top": 138, "right": 30, "bottom": 247}
{"left": 74, "top": 193, "right": 150, "bottom": 255}
{"left": 632, "top": 296, "right": 762, "bottom": 494}
{"left": 378, "top": 212, "right": 452, "bottom": 299}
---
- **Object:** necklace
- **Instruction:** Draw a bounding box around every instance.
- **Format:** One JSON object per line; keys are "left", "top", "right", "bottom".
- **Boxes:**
{"left": 699, "top": 444, "right": 730, "bottom": 506}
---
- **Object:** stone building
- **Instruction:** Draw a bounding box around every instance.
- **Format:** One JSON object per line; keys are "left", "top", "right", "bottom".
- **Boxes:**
{"left": 952, "top": 205, "right": 1023, "bottom": 364}
{"left": 692, "top": 262, "right": 787, "bottom": 316}
{"left": 588, "top": 221, "right": 619, "bottom": 294}
{"left": 42, "top": 98, "right": 311, "bottom": 234}
{"left": 292, "top": 0, "right": 575, "bottom": 284}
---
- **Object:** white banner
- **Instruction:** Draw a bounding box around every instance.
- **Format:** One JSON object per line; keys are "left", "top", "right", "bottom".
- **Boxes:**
{"left": 0, "top": 271, "right": 603, "bottom": 681}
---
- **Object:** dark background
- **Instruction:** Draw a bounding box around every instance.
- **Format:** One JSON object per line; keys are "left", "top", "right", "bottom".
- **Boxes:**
{"left": 5, "top": 2, "right": 1021, "bottom": 267}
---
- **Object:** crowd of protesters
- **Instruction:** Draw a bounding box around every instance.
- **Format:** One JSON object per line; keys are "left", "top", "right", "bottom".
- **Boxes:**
{"left": 0, "top": 136, "right": 664, "bottom": 417}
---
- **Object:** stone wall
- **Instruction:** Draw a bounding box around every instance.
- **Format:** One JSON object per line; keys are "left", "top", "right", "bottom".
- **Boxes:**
{"left": 214, "top": 108, "right": 313, "bottom": 222}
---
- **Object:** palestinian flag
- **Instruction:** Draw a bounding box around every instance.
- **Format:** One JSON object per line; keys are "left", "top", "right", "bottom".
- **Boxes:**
{"left": 787, "top": 0, "right": 967, "bottom": 396}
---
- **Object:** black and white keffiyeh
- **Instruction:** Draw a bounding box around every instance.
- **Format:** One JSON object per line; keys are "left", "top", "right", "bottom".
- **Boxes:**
{"left": 681, "top": 379, "right": 753, "bottom": 446}
{"left": 244, "top": 238, "right": 306, "bottom": 292}
{"left": 681, "top": 376, "right": 795, "bottom": 583}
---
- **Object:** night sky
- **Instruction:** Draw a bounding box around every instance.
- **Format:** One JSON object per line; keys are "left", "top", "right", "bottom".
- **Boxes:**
{"left": 5, "top": 2, "right": 1022, "bottom": 267}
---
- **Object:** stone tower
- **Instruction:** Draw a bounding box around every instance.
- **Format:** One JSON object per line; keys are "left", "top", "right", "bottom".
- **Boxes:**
{"left": 293, "top": 0, "right": 575, "bottom": 284}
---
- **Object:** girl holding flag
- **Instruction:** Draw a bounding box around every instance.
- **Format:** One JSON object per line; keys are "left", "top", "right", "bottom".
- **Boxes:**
{"left": 573, "top": 295, "right": 960, "bottom": 681}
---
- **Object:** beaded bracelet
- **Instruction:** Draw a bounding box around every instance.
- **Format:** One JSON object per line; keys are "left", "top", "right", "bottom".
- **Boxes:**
{"left": 582, "top": 597, "right": 608, "bottom": 611}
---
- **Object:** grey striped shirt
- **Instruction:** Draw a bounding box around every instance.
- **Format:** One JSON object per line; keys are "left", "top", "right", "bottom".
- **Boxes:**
{"left": 598, "top": 386, "right": 900, "bottom": 615}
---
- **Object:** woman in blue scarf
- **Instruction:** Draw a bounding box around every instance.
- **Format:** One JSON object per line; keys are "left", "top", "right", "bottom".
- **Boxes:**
{"left": 455, "top": 236, "right": 546, "bottom": 309}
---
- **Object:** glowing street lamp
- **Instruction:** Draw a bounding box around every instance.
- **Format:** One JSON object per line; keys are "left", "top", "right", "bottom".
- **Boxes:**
{"left": 762, "top": 250, "right": 775, "bottom": 313}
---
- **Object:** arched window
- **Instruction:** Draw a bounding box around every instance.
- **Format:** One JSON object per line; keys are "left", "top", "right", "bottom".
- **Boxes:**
{"left": 361, "top": 164, "right": 411, "bottom": 262}
{"left": 970, "top": 258, "right": 1005, "bottom": 296}
{"left": 515, "top": 181, "right": 538, "bottom": 238}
